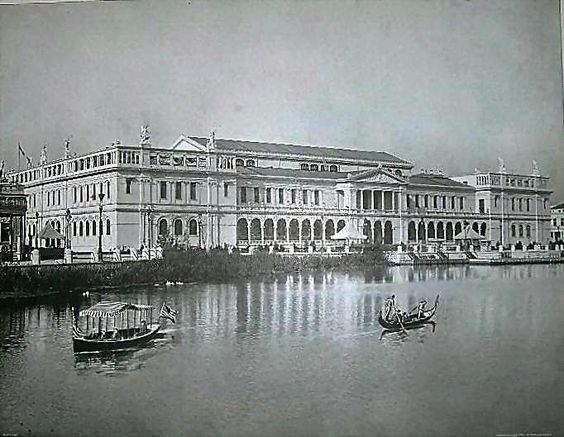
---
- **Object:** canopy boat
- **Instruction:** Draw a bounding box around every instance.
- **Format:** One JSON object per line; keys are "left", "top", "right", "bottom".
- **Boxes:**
{"left": 378, "top": 295, "right": 439, "bottom": 330}
{"left": 72, "top": 302, "right": 164, "bottom": 353}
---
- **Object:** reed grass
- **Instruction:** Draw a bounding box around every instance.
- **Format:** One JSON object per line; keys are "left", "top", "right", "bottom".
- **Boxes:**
{"left": 0, "top": 246, "right": 384, "bottom": 299}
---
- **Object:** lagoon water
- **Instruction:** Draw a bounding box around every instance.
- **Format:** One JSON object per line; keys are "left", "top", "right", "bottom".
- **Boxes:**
{"left": 1, "top": 264, "right": 564, "bottom": 437}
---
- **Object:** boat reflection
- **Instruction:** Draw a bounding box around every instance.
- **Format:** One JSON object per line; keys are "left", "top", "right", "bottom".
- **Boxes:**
{"left": 74, "top": 332, "right": 171, "bottom": 375}
{"left": 379, "top": 321, "right": 437, "bottom": 342}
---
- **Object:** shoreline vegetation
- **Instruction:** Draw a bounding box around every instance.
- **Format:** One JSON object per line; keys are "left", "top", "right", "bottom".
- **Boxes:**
{"left": 0, "top": 246, "right": 385, "bottom": 300}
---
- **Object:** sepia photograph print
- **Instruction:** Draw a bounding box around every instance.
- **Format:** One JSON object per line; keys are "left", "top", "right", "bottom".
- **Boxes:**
{"left": 0, "top": 0, "right": 563, "bottom": 436}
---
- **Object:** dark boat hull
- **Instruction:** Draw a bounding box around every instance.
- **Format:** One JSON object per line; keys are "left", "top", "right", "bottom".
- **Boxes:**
{"left": 378, "top": 295, "right": 439, "bottom": 330}
{"left": 73, "top": 325, "right": 161, "bottom": 353}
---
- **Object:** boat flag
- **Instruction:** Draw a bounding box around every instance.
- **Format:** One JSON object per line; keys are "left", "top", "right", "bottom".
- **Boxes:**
{"left": 159, "top": 303, "right": 178, "bottom": 323}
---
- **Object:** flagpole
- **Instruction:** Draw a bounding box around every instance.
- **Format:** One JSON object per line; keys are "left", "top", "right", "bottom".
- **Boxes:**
{"left": 17, "top": 142, "right": 20, "bottom": 171}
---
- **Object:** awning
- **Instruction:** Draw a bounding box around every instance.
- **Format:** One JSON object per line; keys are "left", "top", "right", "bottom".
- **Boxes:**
{"left": 79, "top": 302, "right": 154, "bottom": 318}
{"left": 38, "top": 222, "right": 65, "bottom": 240}
{"left": 454, "top": 226, "right": 484, "bottom": 240}
{"left": 331, "top": 222, "right": 368, "bottom": 240}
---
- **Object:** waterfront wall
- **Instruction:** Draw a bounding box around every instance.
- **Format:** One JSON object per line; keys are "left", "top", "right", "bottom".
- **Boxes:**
{"left": 0, "top": 247, "right": 384, "bottom": 299}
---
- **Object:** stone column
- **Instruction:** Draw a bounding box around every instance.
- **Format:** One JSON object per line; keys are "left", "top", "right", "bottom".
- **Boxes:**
{"left": 391, "top": 191, "right": 395, "bottom": 211}
{"left": 381, "top": 191, "right": 385, "bottom": 211}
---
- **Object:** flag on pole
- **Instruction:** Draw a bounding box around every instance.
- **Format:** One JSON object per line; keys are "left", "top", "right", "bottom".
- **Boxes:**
{"left": 71, "top": 307, "right": 84, "bottom": 338}
{"left": 17, "top": 142, "right": 26, "bottom": 171}
{"left": 159, "top": 303, "right": 178, "bottom": 323}
{"left": 17, "top": 142, "right": 26, "bottom": 157}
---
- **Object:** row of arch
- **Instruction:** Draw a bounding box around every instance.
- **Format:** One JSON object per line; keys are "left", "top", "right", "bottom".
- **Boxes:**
{"left": 236, "top": 218, "right": 394, "bottom": 244}
{"left": 157, "top": 217, "right": 199, "bottom": 236}
{"left": 405, "top": 220, "right": 487, "bottom": 241}
{"left": 511, "top": 224, "right": 532, "bottom": 239}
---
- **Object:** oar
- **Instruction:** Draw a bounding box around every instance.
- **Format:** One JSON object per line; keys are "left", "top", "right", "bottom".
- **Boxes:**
{"left": 396, "top": 312, "right": 407, "bottom": 335}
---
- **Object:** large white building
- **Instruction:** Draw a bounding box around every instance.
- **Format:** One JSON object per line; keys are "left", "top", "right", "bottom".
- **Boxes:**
{"left": 551, "top": 201, "right": 564, "bottom": 241}
{"left": 8, "top": 129, "right": 553, "bottom": 253}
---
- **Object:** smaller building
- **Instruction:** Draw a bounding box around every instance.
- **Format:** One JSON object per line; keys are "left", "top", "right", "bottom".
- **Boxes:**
{"left": 550, "top": 201, "right": 564, "bottom": 242}
{"left": 0, "top": 179, "right": 27, "bottom": 261}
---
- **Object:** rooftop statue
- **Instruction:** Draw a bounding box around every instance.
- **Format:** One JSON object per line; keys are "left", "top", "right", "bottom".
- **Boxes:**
{"left": 497, "top": 157, "right": 506, "bottom": 173}
{"left": 0, "top": 160, "right": 4, "bottom": 179}
{"left": 64, "top": 137, "right": 71, "bottom": 158}
{"left": 206, "top": 130, "right": 216, "bottom": 150}
{"left": 39, "top": 145, "right": 48, "bottom": 165}
{"left": 140, "top": 124, "right": 151, "bottom": 145}
{"left": 532, "top": 160, "right": 540, "bottom": 176}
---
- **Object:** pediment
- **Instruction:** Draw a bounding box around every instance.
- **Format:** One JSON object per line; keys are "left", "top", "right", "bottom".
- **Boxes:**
{"left": 348, "top": 168, "right": 406, "bottom": 185}
{"left": 169, "top": 135, "right": 207, "bottom": 152}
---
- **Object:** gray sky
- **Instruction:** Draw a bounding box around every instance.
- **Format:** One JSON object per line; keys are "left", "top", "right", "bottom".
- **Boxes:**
{"left": 1, "top": 0, "right": 562, "bottom": 200}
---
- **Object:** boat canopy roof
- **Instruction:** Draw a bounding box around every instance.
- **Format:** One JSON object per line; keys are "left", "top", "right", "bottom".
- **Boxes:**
{"left": 79, "top": 302, "right": 154, "bottom": 318}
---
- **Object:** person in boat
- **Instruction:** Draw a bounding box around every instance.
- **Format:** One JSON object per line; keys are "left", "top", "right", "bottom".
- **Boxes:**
{"left": 141, "top": 320, "right": 147, "bottom": 334}
{"left": 384, "top": 295, "right": 397, "bottom": 322}
{"left": 416, "top": 299, "right": 427, "bottom": 319}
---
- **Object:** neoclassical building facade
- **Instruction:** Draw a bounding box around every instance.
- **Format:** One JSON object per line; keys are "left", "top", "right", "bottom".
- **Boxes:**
{"left": 9, "top": 131, "right": 553, "bottom": 252}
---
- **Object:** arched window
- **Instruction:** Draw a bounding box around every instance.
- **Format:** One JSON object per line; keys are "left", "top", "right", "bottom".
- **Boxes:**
{"left": 277, "top": 219, "right": 287, "bottom": 241}
{"left": 174, "top": 219, "right": 183, "bottom": 236}
{"left": 329, "top": 165, "right": 338, "bottom": 172}
{"left": 250, "top": 218, "right": 261, "bottom": 241}
{"left": 446, "top": 222, "right": 454, "bottom": 241}
{"left": 427, "top": 222, "right": 435, "bottom": 239}
{"left": 300, "top": 163, "right": 309, "bottom": 171}
{"left": 480, "top": 222, "right": 487, "bottom": 237}
{"left": 526, "top": 225, "right": 531, "bottom": 238}
{"left": 325, "top": 220, "right": 335, "bottom": 240}
{"left": 237, "top": 218, "right": 249, "bottom": 241}
{"left": 106, "top": 219, "right": 111, "bottom": 235}
{"left": 518, "top": 225, "right": 524, "bottom": 238}
{"left": 511, "top": 224, "right": 516, "bottom": 238}
{"left": 436, "top": 222, "right": 445, "bottom": 239}
{"left": 384, "top": 221, "right": 393, "bottom": 244}
{"left": 73, "top": 222, "right": 77, "bottom": 237}
{"left": 373, "top": 221, "right": 382, "bottom": 242}
{"left": 310, "top": 164, "right": 318, "bottom": 171}
{"left": 289, "top": 219, "right": 300, "bottom": 241}
{"left": 158, "top": 219, "right": 168, "bottom": 236}
{"left": 79, "top": 221, "right": 84, "bottom": 237}
{"left": 85, "top": 220, "right": 90, "bottom": 236}
{"left": 92, "top": 219, "right": 97, "bottom": 236}
{"left": 417, "top": 221, "right": 425, "bottom": 241}
{"left": 235, "top": 159, "right": 245, "bottom": 167}
{"left": 264, "top": 219, "right": 275, "bottom": 240}
{"left": 395, "top": 169, "right": 402, "bottom": 176}
{"left": 245, "top": 159, "right": 255, "bottom": 167}
{"left": 189, "top": 219, "right": 198, "bottom": 235}
{"left": 408, "top": 222, "right": 416, "bottom": 241}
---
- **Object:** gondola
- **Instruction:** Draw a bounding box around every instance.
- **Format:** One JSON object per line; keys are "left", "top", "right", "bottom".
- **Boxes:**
{"left": 378, "top": 295, "right": 439, "bottom": 330}
{"left": 72, "top": 302, "right": 174, "bottom": 353}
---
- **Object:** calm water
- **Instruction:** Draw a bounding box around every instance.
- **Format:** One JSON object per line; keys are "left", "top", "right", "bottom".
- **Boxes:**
{"left": 1, "top": 265, "right": 564, "bottom": 437}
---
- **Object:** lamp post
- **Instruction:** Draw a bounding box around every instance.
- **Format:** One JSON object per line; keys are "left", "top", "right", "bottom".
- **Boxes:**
{"left": 144, "top": 205, "right": 153, "bottom": 259}
{"left": 65, "top": 208, "right": 72, "bottom": 249}
{"left": 198, "top": 213, "right": 202, "bottom": 248}
{"left": 34, "top": 211, "right": 39, "bottom": 248}
{"left": 97, "top": 193, "right": 105, "bottom": 262}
